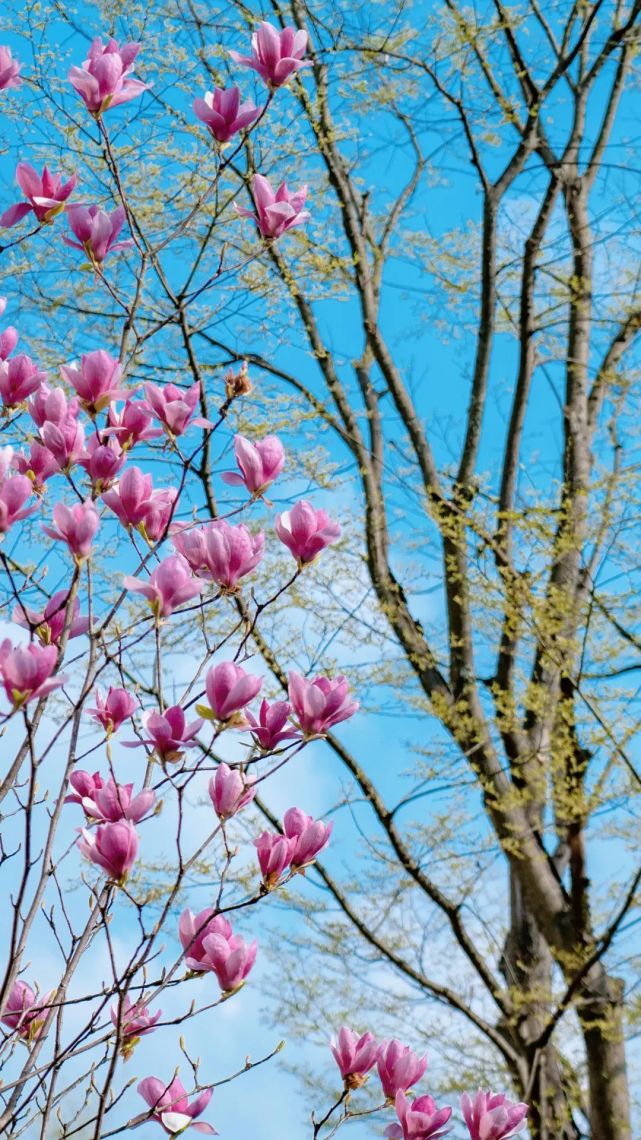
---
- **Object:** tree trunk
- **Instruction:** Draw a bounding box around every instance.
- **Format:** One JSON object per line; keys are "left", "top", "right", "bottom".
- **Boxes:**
{"left": 580, "top": 972, "right": 630, "bottom": 1140}
{"left": 500, "top": 873, "right": 581, "bottom": 1140}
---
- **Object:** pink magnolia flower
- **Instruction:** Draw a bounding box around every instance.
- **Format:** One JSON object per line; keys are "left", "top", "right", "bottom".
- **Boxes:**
{"left": 236, "top": 173, "right": 309, "bottom": 239}
{"left": 1, "top": 981, "right": 52, "bottom": 1042}
{"left": 101, "top": 464, "right": 159, "bottom": 525}
{"left": 106, "top": 398, "right": 161, "bottom": 449}
{"left": 69, "top": 37, "right": 149, "bottom": 115}
{"left": 0, "top": 321, "right": 17, "bottom": 360}
{"left": 208, "top": 762, "right": 255, "bottom": 820}
{"left": 288, "top": 671, "right": 358, "bottom": 736}
{"left": 64, "top": 204, "right": 133, "bottom": 264}
{"left": 13, "top": 589, "right": 89, "bottom": 646}
{"left": 138, "top": 1076, "right": 215, "bottom": 1136}
{"left": 42, "top": 499, "right": 100, "bottom": 560}
{"left": 178, "top": 908, "right": 233, "bottom": 972}
{"left": 229, "top": 21, "right": 309, "bottom": 88}
{"left": 200, "top": 661, "right": 262, "bottom": 723}
{"left": 461, "top": 1090, "right": 528, "bottom": 1140}
{"left": 124, "top": 705, "right": 203, "bottom": 763}
{"left": 40, "top": 415, "right": 85, "bottom": 470}
{"left": 78, "top": 434, "right": 125, "bottom": 491}
{"left": 254, "top": 831, "right": 296, "bottom": 889}
{"left": 386, "top": 1092, "right": 452, "bottom": 1140}
{"left": 13, "top": 442, "right": 59, "bottom": 493}
{"left": 275, "top": 499, "right": 340, "bottom": 565}
{"left": 60, "top": 349, "right": 128, "bottom": 413}
{"left": 143, "top": 381, "right": 208, "bottom": 438}
{"left": 0, "top": 641, "right": 66, "bottom": 708}
{"left": 0, "top": 164, "right": 77, "bottom": 229}
{"left": 246, "top": 698, "right": 299, "bottom": 751}
{"left": 221, "top": 433, "right": 285, "bottom": 495}
{"left": 77, "top": 819, "right": 139, "bottom": 881}
{"left": 282, "top": 806, "right": 332, "bottom": 869}
{"left": 0, "top": 474, "right": 36, "bottom": 533}
{"left": 0, "top": 46, "right": 21, "bottom": 91}
{"left": 111, "top": 996, "right": 161, "bottom": 1058}
{"left": 173, "top": 519, "right": 264, "bottom": 590}
{"left": 0, "top": 354, "right": 47, "bottom": 408}
{"left": 28, "top": 384, "right": 77, "bottom": 428}
{"left": 77, "top": 777, "right": 155, "bottom": 823}
{"left": 330, "top": 1027, "right": 379, "bottom": 1089}
{"left": 199, "top": 930, "right": 257, "bottom": 994}
{"left": 138, "top": 490, "right": 177, "bottom": 545}
{"left": 193, "top": 86, "right": 260, "bottom": 144}
{"left": 377, "top": 1041, "right": 428, "bottom": 1102}
{"left": 64, "top": 769, "right": 104, "bottom": 806}
{"left": 123, "top": 554, "right": 204, "bottom": 618}
{"left": 87, "top": 686, "right": 138, "bottom": 734}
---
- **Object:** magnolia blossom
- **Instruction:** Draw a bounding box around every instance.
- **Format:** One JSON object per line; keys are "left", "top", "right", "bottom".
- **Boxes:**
{"left": 28, "top": 383, "right": 77, "bottom": 427}
{"left": 0, "top": 164, "right": 77, "bottom": 229}
{"left": 236, "top": 174, "right": 309, "bottom": 239}
{"left": 124, "top": 705, "right": 203, "bottom": 763}
{"left": 69, "top": 37, "right": 148, "bottom": 114}
{"left": 461, "top": 1090, "right": 528, "bottom": 1140}
{"left": 288, "top": 671, "right": 358, "bottom": 736}
{"left": 0, "top": 354, "right": 47, "bottom": 408}
{"left": 88, "top": 687, "right": 138, "bottom": 734}
{"left": 106, "top": 399, "right": 161, "bottom": 448}
{"left": 0, "top": 320, "right": 17, "bottom": 360}
{"left": 123, "top": 555, "right": 204, "bottom": 618}
{"left": 138, "top": 1077, "right": 215, "bottom": 1136}
{"left": 77, "top": 777, "right": 155, "bottom": 823}
{"left": 77, "top": 819, "right": 139, "bottom": 881}
{"left": 64, "top": 204, "right": 133, "bottom": 263}
{"left": 111, "top": 996, "right": 161, "bottom": 1058}
{"left": 0, "top": 474, "right": 36, "bottom": 533}
{"left": 40, "top": 414, "right": 85, "bottom": 470}
{"left": 179, "top": 908, "right": 234, "bottom": 972}
{"left": 64, "top": 769, "right": 103, "bottom": 806}
{"left": 1, "top": 981, "right": 52, "bottom": 1042}
{"left": 282, "top": 806, "right": 332, "bottom": 869}
{"left": 0, "top": 46, "right": 21, "bottom": 91}
{"left": 385, "top": 1093, "right": 453, "bottom": 1140}
{"left": 143, "top": 380, "right": 207, "bottom": 438}
{"left": 173, "top": 519, "right": 264, "bottom": 590}
{"left": 42, "top": 499, "right": 100, "bottom": 560}
{"left": 254, "top": 831, "right": 297, "bottom": 889}
{"left": 330, "top": 1027, "right": 379, "bottom": 1089}
{"left": 13, "top": 589, "right": 88, "bottom": 646}
{"left": 200, "top": 661, "right": 262, "bottom": 723}
{"left": 0, "top": 640, "right": 66, "bottom": 708}
{"left": 221, "top": 434, "right": 285, "bottom": 495}
{"left": 193, "top": 86, "right": 260, "bottom": 144}
{"left": 102, "top": 466, "right": 177, "bottom": 538}
{"left": 246, "top": 698, "right": 299, "bottom": 751}
{"left": 377, "top": 1041, "right": 428, "bottom": 1102}
{"left": 275, "top": 499, "right": 340, "bottom": 565}
{"left": 229, "top": 21, "right": 309, "bottom": 88}
{"left": 208, "top": 763, "right": 255, "bottom": 819}
{"left": 13, "top": 442, "right": 59, "bottom": 493}
{"left": 78, "top": 434, "right": 125, "bottom": 491}
{"left": 60, "top": 349, "right": 128, "bottom": 413}
{"left": 198, "top": 930, "right": 257, "bottom": 994}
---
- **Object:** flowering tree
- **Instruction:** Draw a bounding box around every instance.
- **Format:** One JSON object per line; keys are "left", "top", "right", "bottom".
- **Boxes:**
{"left": 0, "top": 14, "right": 531, "bottom": 1140}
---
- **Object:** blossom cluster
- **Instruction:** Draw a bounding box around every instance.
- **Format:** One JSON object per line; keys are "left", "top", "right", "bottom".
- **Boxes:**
{"left": 0, "top": 18, "right": 530, "bottom": 1140}
{"left": 330, "top": 1027, "right": 528, "bottom": 1139}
